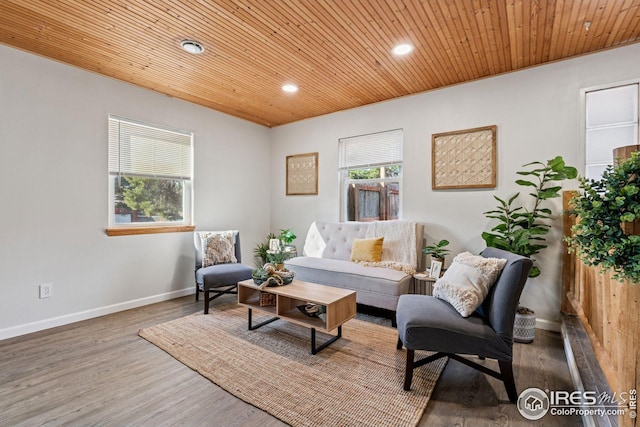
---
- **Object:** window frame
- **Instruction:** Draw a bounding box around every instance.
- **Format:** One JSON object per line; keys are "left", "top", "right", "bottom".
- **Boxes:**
{"left": 106, "top": 115, "right": 194, "bottom": 236}
{"left": 581, "top": 80, "right": 640, "bottom": 181}
{"left": 338, "top": 129, "right": 403, "bottom": 222}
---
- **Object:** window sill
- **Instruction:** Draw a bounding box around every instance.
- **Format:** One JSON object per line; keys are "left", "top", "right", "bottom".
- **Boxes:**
{"left": 106, "top": 225, "right": 195, "bottom": 236}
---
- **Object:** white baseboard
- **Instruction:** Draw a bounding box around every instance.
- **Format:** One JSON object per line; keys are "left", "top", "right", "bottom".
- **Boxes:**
{"left": 536, "top": 318, "right": 561, "bottom": 332}
{"left": 0, "top": 287, "right": 195, "bottom": 341}
{"left": 1, "top": 289, "right": 562, "bottom": 341}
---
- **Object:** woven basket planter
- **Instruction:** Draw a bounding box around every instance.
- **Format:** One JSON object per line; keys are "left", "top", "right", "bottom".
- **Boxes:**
{"left": 259, "top": 292, "right": 276, "bottom": 307}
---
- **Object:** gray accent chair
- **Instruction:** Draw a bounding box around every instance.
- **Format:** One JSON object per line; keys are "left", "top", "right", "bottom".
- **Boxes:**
{"left": 396, "top": 247, "right": 532, "bottom": 402}
{"left": 194, "top": 231, "right": 252, "bottom": 314}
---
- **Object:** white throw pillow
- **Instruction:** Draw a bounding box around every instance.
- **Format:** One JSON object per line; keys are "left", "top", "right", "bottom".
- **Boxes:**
{"left": 432, "top": 252, "right": 507, "bottom": 317}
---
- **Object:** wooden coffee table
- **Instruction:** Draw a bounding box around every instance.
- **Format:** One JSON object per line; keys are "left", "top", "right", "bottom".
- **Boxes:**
{"left": 237, "top": 279, "right": 357, "bottom": 354}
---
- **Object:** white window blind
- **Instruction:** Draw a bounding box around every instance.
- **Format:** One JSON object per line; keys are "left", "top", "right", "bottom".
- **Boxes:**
{"left": 339, "top": 129, "right": 403, "bottom": 169}
{"left": 108, "top": 116, "right": 193, "bottom": 180}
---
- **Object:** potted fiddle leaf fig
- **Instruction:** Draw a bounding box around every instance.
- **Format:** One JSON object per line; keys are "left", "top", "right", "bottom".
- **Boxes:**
{"left": 482, "top": 156, "right": 577, "bottom": 343}
{"left": 482, "top": 156, "right": 577, "bottom": 277}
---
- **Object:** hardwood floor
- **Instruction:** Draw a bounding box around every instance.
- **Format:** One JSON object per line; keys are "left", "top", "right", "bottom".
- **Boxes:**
{"left": 0, "top": 295, "right": 582, "bottom": 426}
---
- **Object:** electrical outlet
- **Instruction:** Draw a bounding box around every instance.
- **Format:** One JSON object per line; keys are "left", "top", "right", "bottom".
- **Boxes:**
{"left": 39, "top": 283, "right": 52, "bottom": 299}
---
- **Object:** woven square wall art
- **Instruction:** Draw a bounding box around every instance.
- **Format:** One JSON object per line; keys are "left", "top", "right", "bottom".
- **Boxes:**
{"left": 432, "top": 125, "right": 496, "bottom": 190}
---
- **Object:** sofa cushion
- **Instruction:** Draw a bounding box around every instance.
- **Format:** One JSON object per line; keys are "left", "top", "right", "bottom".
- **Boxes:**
{"left": 396, "top": 294, "right": 513, "bottom": 360}
{"left": 350, "top": 237, "right": 384, "bottom": 262}
{"left": 196, "top": 263, "right": 252, "bottom": 289}
{"left": 285, "top": 256, "right": 410, "bottom": 297}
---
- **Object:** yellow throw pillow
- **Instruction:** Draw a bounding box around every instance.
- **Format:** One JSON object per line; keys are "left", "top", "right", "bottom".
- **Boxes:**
{"left": 350, "top": 237, "right": 384, "bottom": 262}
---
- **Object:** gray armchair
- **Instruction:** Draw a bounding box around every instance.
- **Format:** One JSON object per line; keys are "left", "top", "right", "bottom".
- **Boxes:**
{"left": 396, "top": 247, "right": 532, "bottom": 402}
{"left": 194, "top": 231, "right": 252, "bottom": 314}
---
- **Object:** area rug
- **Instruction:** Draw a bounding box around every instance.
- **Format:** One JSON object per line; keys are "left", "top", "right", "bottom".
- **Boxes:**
{"left": 138, "top": 305, "right": 446, "bottom": 427}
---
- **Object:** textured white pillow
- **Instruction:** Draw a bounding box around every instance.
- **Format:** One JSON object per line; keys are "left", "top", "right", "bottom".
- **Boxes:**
{"left": 432, "top": 252, "right": 507, "bottom": 317}
{"left": 201, "top": 231, "right": 237, "bottom": 267}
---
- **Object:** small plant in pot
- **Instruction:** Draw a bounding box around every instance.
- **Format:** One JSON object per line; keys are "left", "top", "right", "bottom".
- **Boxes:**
{"left": 254, "top": 233, "right": 276, "bottom": 266}
{"left": 482, "top": 156, "right": 577, "bottom": 342}
{"left": 278, "top": 228, "right": 298, "bottom": 258}
{"left": 267, "top": 248, "right": 291, "bottom": 270}
{"left": 279, "top": 228, "right": 297, "bottom": 249}
{"left": 254, "top": 229, "right": 297, "bottom": 267}
{"left": 422, "top": 239, "right": 450, "bottom": 268}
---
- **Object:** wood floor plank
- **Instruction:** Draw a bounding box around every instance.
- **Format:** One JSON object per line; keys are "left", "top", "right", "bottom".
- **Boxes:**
{"left": 0, "top": 294, "right": 582, "bottom": 426}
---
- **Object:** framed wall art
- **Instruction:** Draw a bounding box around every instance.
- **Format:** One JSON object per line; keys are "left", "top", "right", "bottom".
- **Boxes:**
{"left": 286, "top": 152, "right": 318, "bottom": 195}
{"left": 432, "top": 125, "right": 497, "bottom": 190}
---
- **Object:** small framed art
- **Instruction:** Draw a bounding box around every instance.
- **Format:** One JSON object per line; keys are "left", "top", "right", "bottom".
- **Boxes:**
{"left": 429, "top": 260, "right": 443, "bottom": 279}
{"left": 269, "top": 239, "right": 281, "bottom": 252}
{"left": 286, "top": 152, "right": 318, "bottom": 195}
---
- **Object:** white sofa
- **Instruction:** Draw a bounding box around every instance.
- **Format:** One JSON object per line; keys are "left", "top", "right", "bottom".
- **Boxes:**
{"left": 285, "top": 220, "right": 424, "bottom": 315}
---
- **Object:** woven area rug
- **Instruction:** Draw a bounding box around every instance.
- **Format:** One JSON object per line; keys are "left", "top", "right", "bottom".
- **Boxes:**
{"left": 139, "top": 305, "right": 446, "bottom": 427}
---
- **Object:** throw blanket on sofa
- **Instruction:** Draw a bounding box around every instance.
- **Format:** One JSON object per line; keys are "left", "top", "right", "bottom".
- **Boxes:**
{"left": 362, "top": 220, "right": 418, "bottom": 274}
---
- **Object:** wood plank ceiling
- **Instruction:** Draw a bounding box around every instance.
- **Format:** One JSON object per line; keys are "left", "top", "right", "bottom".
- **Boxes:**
{"left": 1, "top": 1, "right": 639, "bottom": 127}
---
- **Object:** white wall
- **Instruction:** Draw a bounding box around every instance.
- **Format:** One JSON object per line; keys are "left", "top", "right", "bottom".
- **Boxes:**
{"left": 3, "top": 41, "right": 639, "bottom": 338}
{"left": 0, "top": 45, "right": 271, "bottom": 338}
{"left": 270, "top": 43, "right": 640, "bottom": 328}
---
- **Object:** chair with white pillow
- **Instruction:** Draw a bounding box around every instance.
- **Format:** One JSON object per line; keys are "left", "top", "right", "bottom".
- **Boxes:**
{"left": 194, "top": 230, "right": 252, "bottom": 314}
{"left": 396, "top": 247, "right": 532, "bottom": 402}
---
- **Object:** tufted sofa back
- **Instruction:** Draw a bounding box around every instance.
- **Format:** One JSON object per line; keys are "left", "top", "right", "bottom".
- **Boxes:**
{"left": 303, "top": 221, "right": 370, "bottom": 260}
{"left": 302, "top": 220, "right": 423, "bottom": 269}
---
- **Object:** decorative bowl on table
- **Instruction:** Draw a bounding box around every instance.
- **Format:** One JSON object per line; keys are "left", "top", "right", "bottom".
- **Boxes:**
{"left": 251, "top": 264, "right": 294, "bottom": 287}
{"left": 273, "top": 269, "right": 295, "bottom": 285}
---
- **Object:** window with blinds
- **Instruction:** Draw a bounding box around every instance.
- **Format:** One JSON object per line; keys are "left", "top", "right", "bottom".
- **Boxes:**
{"left": 108, "top": 115, "right": 193, "bottom": 229}
{"left": 339, "top": 129, "right": 403, "bottom": 221}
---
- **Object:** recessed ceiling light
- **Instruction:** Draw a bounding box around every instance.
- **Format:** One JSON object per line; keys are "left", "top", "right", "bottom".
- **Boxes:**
{"left": 180, "top": 40, "right": 205, "bottom": 55}
{"left": 282, "top": 84, "right": 298, "bottom": 93}
{"left": 392, "top": 43, "right": 413, "bottom": 56}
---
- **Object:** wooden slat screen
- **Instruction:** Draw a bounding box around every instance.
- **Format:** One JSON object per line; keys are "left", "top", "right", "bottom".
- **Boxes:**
{"left": 563, "top": 191, "right": 639, "bottom": 427}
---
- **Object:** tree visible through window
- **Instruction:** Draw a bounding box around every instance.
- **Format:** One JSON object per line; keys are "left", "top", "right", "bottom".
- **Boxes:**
{"left": 113, "top": 177, "right": 184, "bottom": 223}
{"left": 108, "top": 116, "right": 193, "bottom": 228}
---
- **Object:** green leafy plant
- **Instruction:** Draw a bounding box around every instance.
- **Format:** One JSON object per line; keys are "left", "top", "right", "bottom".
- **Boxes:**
{"left": 482, "top": 156, "right": 577, "bottom": 277}
{"left": 267, "top": 248, "right": 291, "bottom": 265}
{"left": 279, "top": 229, "right": 297, "bottom": 246}
{"left": 422, "top": 239, "right": 450, "bottom": 259}
{"left": 253, "top": 233, "right": 276, "bottom": 266}
{"left": 252, "top": 267, "right": 268, "bottom": 280}
{"left": 566, "top": 151, "right": 640, "bottom": 283}
{"left": 254, "top": 229, "right": 296, "bottom": 267}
